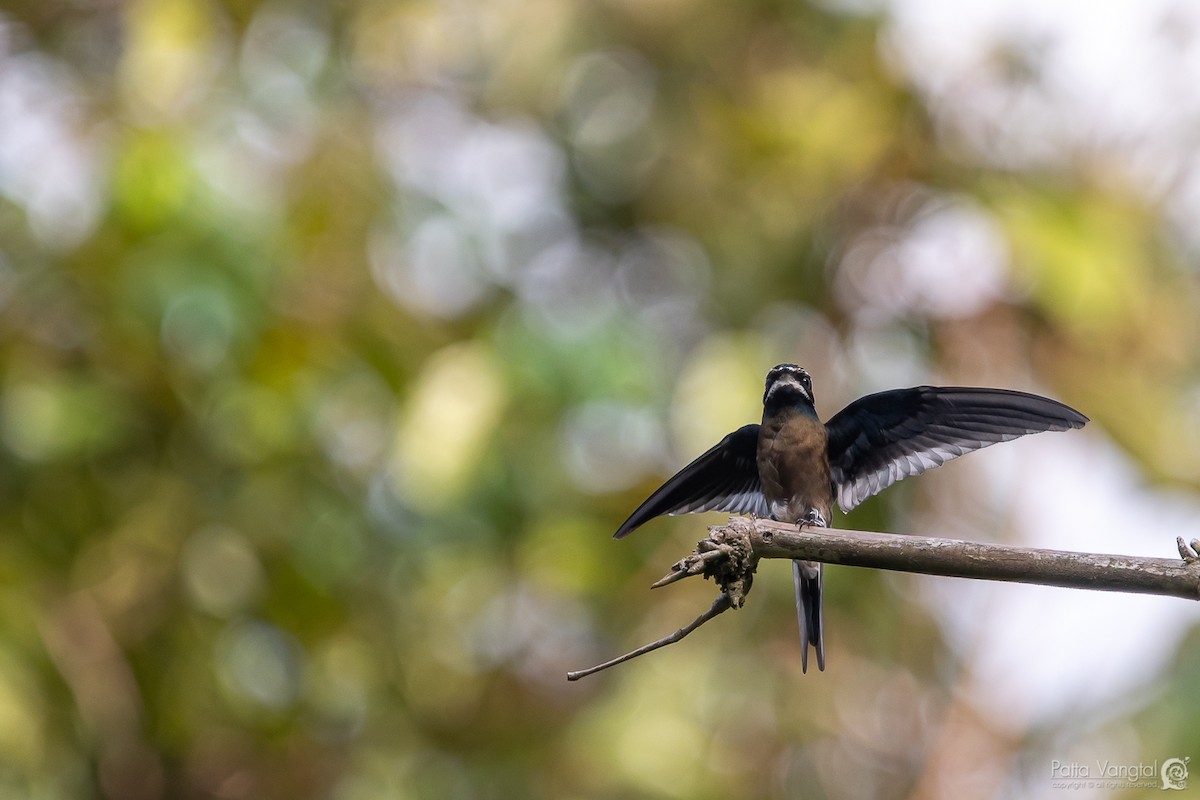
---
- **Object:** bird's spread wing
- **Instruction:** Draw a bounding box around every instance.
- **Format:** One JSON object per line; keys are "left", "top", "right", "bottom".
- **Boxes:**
{"left": 825, "top": 387, "right": 1088, "bottom": 513}
{"left": 613, "top": 424, "right": 768, "bottom": 539}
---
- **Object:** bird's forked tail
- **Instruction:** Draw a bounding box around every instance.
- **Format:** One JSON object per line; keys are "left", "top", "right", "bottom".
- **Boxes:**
{"left": 793, "top": 559, "right": 825, "bottom": 673}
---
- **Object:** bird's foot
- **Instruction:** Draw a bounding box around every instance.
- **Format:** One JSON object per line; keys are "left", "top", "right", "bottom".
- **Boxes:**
{"left": 1176, "top": 537, "right": 1200, "bottom": 564}
{"left": 798, "top": 509, "right": 827, "bottom": 529}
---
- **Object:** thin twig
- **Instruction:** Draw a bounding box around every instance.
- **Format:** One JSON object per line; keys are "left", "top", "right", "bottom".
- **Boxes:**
{"left": 566, "top": 593, "right": 733, "bottom": 681}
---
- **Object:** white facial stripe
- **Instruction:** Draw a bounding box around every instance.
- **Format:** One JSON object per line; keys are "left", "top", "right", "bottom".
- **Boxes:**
{"left": 767, "top": 374, "right": 811, "bottom": 402}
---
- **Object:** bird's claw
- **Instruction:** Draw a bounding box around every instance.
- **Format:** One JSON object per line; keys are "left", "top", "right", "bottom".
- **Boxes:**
{"left": 1177, "top": 537, "right": 1200, "bottom": 564}
{"left": 797, "top": 509, "right": 827, "bottom": 529}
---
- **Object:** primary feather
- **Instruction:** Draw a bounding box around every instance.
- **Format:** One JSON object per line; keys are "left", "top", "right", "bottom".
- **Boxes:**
{"left": 825, "top": 386, "right": 1088, "bottom": 513}
{"left": 613, "top": 424, "right": 768, "bottom": 539}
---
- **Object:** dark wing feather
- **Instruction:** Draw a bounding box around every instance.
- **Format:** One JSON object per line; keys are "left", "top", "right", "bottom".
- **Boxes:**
{"left": 825, "top": 387, "right": 1087, "bottom": 513}
{"left": 613, "top": 424, "right": 767, "bottom": 539}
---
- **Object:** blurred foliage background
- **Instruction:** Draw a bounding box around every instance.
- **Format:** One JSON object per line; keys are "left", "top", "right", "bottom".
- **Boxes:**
{"left": 2, "top": 0, "right": 1200, "bottom": 798}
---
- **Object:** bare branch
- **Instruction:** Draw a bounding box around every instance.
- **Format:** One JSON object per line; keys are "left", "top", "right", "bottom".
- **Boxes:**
{"left": 739, "top": 517, "right": 1200, "bottom": 601}
{"left": 567, "top": 517, "right": 1200, "bottom": 681}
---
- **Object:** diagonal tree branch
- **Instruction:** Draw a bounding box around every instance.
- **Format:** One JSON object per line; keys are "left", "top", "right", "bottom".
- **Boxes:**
{"left": 567, "top": 517, "right": 1200, "bottom": 681}
{"left": 566, "top": 594, "right": 733, "bottom": 682}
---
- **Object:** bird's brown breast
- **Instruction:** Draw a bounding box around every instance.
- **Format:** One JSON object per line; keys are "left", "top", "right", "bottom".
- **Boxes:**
{"left": 757, "top": 410, "right": 833, "bottom": 524}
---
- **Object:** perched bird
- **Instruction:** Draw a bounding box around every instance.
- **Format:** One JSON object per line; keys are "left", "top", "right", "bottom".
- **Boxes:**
{"left": 614, "top": 364, "right": 1088, "bottom": 673}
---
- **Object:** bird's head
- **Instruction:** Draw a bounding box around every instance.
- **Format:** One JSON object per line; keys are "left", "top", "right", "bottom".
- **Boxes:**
{"left": 763, "top": 363, "right": 814, "bottom": 407}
